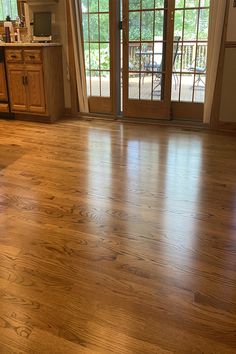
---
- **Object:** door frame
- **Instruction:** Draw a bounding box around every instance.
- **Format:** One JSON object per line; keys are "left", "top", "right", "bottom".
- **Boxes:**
{"left": 122, "top": 0, "right": 175, "bottom": 120}
{"left": 81, "top": 0, "right": 118, "bottom": 115}
{"left": 74, "top": 0, "right": 210, "bottom": 122}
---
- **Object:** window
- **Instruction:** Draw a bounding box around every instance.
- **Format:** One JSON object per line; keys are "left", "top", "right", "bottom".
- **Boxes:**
{"left": 0, "top": 0, "right": 18, "bottom": 21}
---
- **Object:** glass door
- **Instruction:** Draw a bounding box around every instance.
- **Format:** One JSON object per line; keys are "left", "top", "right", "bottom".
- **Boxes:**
{"left": 81, "top": 0, "right": 116, "bottom": 114}
{"left": 79, "top": 0, "right": 210, "bottom": 120}
{"left": 171, "top": 0, "right": 210, "bottom": 120}
{"left": 122, "top": 0, "right": 174, "bottom": 119}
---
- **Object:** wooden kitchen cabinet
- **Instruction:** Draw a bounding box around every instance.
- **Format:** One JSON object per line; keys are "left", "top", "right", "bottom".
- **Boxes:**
{"left": 25, "top": 64, "right": 46, "bottom": 114}
{"left": 0, "top": 62, "right": 9, "bottom": 113}
{"left": 5, "top": 45, "right": 64, "bottom": 122}
{"left": 0, "top": 63, "right": 8, "bottom": 102}
{"left": 7, "top": 64, "right": 27, "bottom": 112}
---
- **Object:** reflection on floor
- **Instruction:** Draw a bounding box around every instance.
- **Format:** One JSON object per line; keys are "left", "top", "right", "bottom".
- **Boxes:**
{"left": 0, "top": 119, "right": 235, "bottom": 354}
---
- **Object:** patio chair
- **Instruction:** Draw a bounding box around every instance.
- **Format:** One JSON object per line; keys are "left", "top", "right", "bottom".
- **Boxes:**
{"left": 188, "top": 57, "right": 206, "bottom": 87}
{"left": 152, "top": 36, "right": 181, "bottom": 96}
{"left": 172, "top": 36, "right": 181, "bottom": 90}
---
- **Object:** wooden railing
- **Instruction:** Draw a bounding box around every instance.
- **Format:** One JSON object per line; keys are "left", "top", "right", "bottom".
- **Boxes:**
{"left": 129, "top": 43, "right": 208, "bottom": 71}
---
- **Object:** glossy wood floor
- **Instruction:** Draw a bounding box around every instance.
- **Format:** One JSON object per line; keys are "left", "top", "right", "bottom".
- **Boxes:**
{"left": 0, "top": 118, "right": 236, "bottom": 354}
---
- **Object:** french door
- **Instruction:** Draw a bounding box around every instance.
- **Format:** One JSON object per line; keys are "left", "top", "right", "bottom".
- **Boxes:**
{"left": 122, "top": 0, "right": 174, "bottom": 119}
{"left": 81, "top": 0, "right": 117, "bottom": 114}
{"left": 81, "top": 0, "right": 210, "bottom": 120}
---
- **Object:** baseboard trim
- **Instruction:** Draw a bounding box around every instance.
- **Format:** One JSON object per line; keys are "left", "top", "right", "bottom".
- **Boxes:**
{"left": 218, "top": 122, "right": 236, "bottom": 132}
{"left": 15, "top": 114, "right": 52, "bottom": 124}
{"left": 64, "top": 108, "right": 72, "bottom": 116}
{"left": 77, "top": 113, "right": 209, "bottom": 130}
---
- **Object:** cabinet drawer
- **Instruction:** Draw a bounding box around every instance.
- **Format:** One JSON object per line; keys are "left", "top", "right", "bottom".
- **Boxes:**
{"left": 24, "top": 49, "right": 42, "bottom": 63}
{"left": 5, "top": 49, "right": 23, "bottom": 62}
{"left": 0, "top": 103, "right": 9, "bottom": 113}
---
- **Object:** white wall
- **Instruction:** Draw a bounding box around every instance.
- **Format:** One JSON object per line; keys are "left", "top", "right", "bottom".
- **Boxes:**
{"left": 227, "top": 5, "right": 236, "bottom": 41}
{"left": 219, "top": 48, "right": 236, "bottom": 122}
{"left": 219, "top": 5, "right": 236, "bottom": 122}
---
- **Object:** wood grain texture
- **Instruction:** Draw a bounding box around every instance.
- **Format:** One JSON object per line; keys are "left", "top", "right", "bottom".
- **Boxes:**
{"left": 0, "top": 118, "right": 236, "bottom": 353}
{"left": 0, "top": 63, "right": 8, "bottom": 102}
{"left": 5, "top": 46, "right": 64, "bottom": 122}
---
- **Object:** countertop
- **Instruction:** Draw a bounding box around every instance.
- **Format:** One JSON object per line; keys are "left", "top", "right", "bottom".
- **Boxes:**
{"left": 0, "top": 42, "right": 62, "bottom": 47}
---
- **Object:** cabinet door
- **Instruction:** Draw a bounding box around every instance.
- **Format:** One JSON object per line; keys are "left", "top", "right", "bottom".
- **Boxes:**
{"left": 7, "top": 64, "right": 27, "bottom": 112}
{"left": 26, "top": 64, "right": 46, "bottom": 114}
{"left": 0, "top": 63, "right": 8, "bottom": 101}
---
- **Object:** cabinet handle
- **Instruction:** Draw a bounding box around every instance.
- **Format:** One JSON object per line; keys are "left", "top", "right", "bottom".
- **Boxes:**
{"left": 22, "top": 76, "right": 25, "bottom": 85}
{"left": 11, "top": 55, "right": 17, "bottom": 58}
{"left": 25, "top": 76, "right": 28, "bottom": 85}
{"left": 29, "top": 55, "right": 35, "bottom": 59}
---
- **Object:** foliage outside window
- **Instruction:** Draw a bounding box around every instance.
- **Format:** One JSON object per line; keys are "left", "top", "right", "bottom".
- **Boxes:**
{"left": 0, "top": 0, "right": 18, "bottom": 21}
{"left": 81, "top": 0, "right": 210, "bottom": 74}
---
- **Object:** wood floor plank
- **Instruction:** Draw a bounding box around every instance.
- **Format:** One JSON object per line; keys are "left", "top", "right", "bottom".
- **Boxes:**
{"left": 0, "top": 119, "right": 236, "bottom": 353}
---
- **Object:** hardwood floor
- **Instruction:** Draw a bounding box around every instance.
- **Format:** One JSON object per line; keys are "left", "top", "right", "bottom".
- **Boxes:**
{"left": 0, "top": 118, "right": 236, "bottom": 353}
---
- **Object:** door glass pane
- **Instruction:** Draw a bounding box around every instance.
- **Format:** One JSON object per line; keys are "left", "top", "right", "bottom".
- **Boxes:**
{"left": 90, "top": 43, "right": 99, "bottom": 69}
{"left": 129, "top": 73, "right": 140, "bottom": 99}
{"left": 174, "top": 10, "right": 183, "bottom": 37}
{"left": 183, "top": 10, "right": 198, "bottom": 41}
{"left": 129, "top": 44, "right": 141, "bottom": 71}
{"left": 129, "top": 12, "right": 141, "bottom": 41}
{"left": 141, "top": 75, "right": 152, "bottom": 100}
{"left": 175, "top": 0, "right": 184, "bottom": 8}
{"left": 100, "top": 0, "right": 109, "bottom": 12}
{"left": 180, "top": 74, "right": 194, "bottom": 101}
{"left": 155, "top": 10, "right": 165, "bottom": 39}
{"left": 91, "top": 71, "right": 100, "bottom": 96}
{"left": 198, "top": 9, "right": 210, "bottom": 40}
{"left": 86, "top": 70, "right": 91, "bottom": 96}
{"left": 153, "top": 42, "right": 163, "bottom": 71}
{"left": 89, "top": 0, "right": 98, "bottom": 12}
{"left": 100, "top": 13, "right": 110, "bottom": 41}
{"left": 100, "top": 43, "right": 110, "bottom": 70}
{"left": 81, "top": 0, "right": 111, "bottom": 98}
{"left": 129, "top": 0, "right": 141, "bottom": 10}
{"left": 89, "top": 14, "right": 99, "bottom": 41}
{"left": 194, "top": 74, "right": 206, "bottom": 102}
{"left": 142, "top": 0, "right": 155, "bottom": 9}
{"left": 141, "top": 43, "right": 154, "bottom": 71}
{"left": 172, "top": 0, "right": 210, "bottom": 103}
{"left": 185, "top": 0, "right": 199, "bottom": 7}
{"left": 81, "top": 0, "right": 88, "bottom": 12}
{"left": 155, "top": 0, "right": 165, "bottom": 8}
{"left": 200, "top": 0, "right": 210, "bottom": 6}
{"left": 101, "top": 71, "right": 110, "bottom": 97}
{"left": 152, "top": 73, "right": 163, "bottom": 100}
{"left": 82, "top": 14, "right": 89, "bottom": 41}
{"left": 128, "top": 1, "right": 166, "bottom": 100}
{"left": 142, "top": 11, "right": 154, "bottom": 41}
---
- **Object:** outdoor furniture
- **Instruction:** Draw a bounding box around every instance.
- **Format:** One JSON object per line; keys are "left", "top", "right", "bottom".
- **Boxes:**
{"left": 152, "top": 36, "right": 181, "bottom": 96}
{"left": 188, "top": 57, "right": 206, "bottom": 87}
{"left": 188, "top": 66, "right": 206, "bottom": 87}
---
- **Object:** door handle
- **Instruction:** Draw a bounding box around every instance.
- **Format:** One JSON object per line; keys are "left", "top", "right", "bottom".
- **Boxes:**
{"left": 22, "top": 76, "right": 28, "bottom": 85}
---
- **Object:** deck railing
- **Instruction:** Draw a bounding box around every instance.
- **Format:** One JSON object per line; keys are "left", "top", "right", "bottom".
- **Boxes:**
{"left": 129, "top": 43, "right": 208, "bottom": 72}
